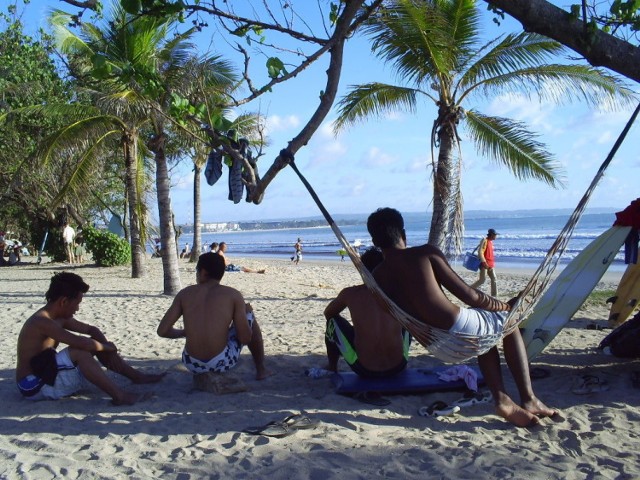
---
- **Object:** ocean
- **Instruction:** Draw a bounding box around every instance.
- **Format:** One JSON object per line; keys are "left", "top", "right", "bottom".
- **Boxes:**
{"left": 176, "top": 209, "right": 628, "bottom": 272}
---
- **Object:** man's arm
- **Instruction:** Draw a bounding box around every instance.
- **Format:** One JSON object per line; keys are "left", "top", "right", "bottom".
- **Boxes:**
{"left": 40, "top": 317, "right": 115, "bottom": 352}
{"left": 477, "top": 238, "right": 488, "bottom": 266}
{"left": 231, "top": 293, "right": 252, "bottom": 344}
{"left": 431, "top": 250, "right": 510, "bottom": 311}
{"left": 157, "top": 294, "right": 186, "bottom": 338}
{"left": 324, "top": 290, "right": 347, "bottom": 320}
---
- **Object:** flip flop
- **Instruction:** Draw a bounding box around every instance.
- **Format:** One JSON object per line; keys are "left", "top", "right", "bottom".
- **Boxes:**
{"left": 353, "top": 391, "right": 391, "bottom": 406}
{"left": 571, "top": 374, "right": 609, "bottom": 395}
{"left": 451, "top": 391, "right": 493, "bottom": 408}
{"left": 418, "top": 401, "right": 460, "bottom": 417}
{"left": 242, "top": 421, "right": 294, "bottom": 438}
{"left": 281, "top": 414, "right": 321, "bottom": 430}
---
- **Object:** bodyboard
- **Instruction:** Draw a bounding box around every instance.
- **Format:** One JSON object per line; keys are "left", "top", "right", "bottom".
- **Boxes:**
{"left": 331, "top": 366, "right": 483, "bottom": 394}
{"left": 521, "top": 225, "right": 631, "bottom": 361}
{"left": 607, "top": 262, "right": 640, "bottom": 327}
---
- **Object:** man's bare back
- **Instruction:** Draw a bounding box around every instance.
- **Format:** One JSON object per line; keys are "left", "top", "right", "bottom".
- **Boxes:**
{"left": 163, "top": 282, "right": 250, "bottom": 361}
{"left": 326, "top": 285, "right": 405, "bottom": 371}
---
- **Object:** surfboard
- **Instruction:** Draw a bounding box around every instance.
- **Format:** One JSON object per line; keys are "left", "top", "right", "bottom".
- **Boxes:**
{"left": 521, "top": 225, "right": 631, "bottom": 361}
{"left": 607, "top": 262, "right": 640, "bottom": 327}
{"left": 331, "top": 366, "right": 484, "bottom": 394}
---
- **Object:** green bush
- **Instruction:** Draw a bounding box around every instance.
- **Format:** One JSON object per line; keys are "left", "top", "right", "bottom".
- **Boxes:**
{"left": 83, "top": 226, "right": 130, "bottom": 267}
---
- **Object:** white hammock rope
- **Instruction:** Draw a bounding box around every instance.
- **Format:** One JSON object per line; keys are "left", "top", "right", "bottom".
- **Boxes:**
{"left": 287, "top": 102, "right": 640, "bottom": 363}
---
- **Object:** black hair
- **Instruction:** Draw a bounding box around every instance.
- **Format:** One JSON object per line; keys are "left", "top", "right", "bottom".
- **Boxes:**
{"left": 196, "top": 252, "right": 226, "bottom": 280}
{"left": 360, "top": 247, "right": 384, "bottom": 273}
{"left": 366, "top": 207, "right": 405, "bottom": 249}
{"left": 45, "top": 272, "right": 90, "bottom": 302}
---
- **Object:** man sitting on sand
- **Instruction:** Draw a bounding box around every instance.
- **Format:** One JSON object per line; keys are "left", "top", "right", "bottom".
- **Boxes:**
{"left": 157, "top": 252, "right": 271, "bottom": 380}
{"left": 367, "top": 208, "right": 556, "bottom": 427}
{"left": 324, "top": 247, "right": 411, "bottom": 377}
{"left": 217, "top": 242, "right": 266, "bottom": 274}
{"left": 16, "top": 272, "right": 164, "bottom": 405}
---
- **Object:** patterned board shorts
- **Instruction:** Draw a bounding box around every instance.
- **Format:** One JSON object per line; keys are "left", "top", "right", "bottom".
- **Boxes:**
{"left": 182, "top": 312, "right": 255, "bottom": 374}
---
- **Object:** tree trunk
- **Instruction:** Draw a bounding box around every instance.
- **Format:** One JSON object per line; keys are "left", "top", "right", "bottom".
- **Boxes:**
{"left": 123, "top": 131, "right": 146, "bottom": 278}
{"left": 189, "top": 163, "right": 202, "bottom": 263}
{"left": 153, "top": 134, "right": 182, "bottom": 295}
{"left": 427, "top": 124, "right": 456, "bottom": 253}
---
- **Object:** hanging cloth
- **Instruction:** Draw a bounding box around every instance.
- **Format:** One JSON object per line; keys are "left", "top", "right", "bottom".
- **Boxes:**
{"left": 204, "top": 149, "right": 223, "bottom": 186}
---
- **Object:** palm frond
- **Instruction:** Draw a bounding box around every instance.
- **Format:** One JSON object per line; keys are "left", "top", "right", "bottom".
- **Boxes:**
{"left": 334, "top": 83, "right": 421, "bottom": 131}
{"left": 464, "top": 110, "right": 565, "bottom": 187}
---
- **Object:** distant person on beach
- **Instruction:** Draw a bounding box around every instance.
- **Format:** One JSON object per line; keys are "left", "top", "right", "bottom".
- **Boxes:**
{"left": 210, "top": 242, "right": 219, "bottom": 253}
{"left": 366, "top": 208, "right": 556, "bottom": 427}
{"left": 217, "top": 242, "right": 265, "bottom": 274}
{"left": 324, "top": 248, "right": 411, "bottom": 377}
{"left": 292, "top": 238, "right": 302, "bottom": 264}
{"left": 471, "top": 228, "right": 499, "bottom": 296}
{"left": 62, "top": 222, "right": 76, "bottom": 264}
{"left": 16, "top": 272, "right": 164, "bottom": 405}
{"left": 157, "top": 252, "right": 271, "bottom": 380}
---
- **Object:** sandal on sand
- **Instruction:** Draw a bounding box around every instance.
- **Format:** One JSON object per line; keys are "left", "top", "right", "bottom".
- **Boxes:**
{"left": 281, "top": 414, "right": 321, "bottom": 430}
{"left": 451, "top": 391, "right": 493, "bottom": 408}
{"left": 418, "top": 401, "right": 460, "bottom": 417}
{"left": 353, "top": 391, "right": 391, "bottom": 406}
{"left": 571, "top": 374, "right": 609, "bottom": 395}
{"left": 242, "top": 421, "right": 294, "bottom": 438}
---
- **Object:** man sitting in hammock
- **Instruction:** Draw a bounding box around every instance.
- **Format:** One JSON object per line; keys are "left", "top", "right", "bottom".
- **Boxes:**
{"left": 367, "top": 208, "right": 556, "bottom": 427}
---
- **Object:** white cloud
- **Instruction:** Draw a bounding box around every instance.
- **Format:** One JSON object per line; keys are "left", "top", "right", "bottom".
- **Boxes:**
{"left": 265, "top": 114, "right": 301, "bottom": 134}
{"left": 361, "top": 146, "right": 397, "bottom": 167}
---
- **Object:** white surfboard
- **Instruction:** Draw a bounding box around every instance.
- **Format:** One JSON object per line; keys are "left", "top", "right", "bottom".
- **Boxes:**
{"left": 521, "top": 225, "right": 631, "bottom": 361}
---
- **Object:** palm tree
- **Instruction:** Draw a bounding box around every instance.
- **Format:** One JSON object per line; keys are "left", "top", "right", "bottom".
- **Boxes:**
{"left": 335, "top": 0, "right": 635, "bottom": 256}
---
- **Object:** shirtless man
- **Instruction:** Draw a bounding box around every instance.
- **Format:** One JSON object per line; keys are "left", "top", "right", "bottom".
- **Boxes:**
{"left": 324, "top": 248, "right": 411, "bottom": 377}
{"left": 157, "top": 252, "right": 270, "bottom": 380}
{"left": 367, "top": 208, "right": 556, "bottom": 427}
{"left": 217, "top": 242, "right": 266, "bottom": 274}
{"left": 16, "top": 272, "right": 163, "bottom": 405}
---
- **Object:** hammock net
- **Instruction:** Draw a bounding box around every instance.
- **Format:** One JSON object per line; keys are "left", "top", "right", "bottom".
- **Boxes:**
{"left": 287, "top": 102, "right": 640, "bottom": 363}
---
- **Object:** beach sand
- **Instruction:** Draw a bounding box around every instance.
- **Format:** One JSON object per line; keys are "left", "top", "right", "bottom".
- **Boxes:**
{"left": 1, "top": 256, "right": 639, "bottom": 479}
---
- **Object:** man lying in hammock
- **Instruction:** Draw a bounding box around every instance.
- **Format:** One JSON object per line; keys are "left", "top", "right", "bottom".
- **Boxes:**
{"left": 367, "top": 208, "right": 556, "bottom": 427}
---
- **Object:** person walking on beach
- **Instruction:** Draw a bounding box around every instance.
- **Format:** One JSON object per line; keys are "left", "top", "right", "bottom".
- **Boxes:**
{"left": 16, "top": 272, "right": 164, "bottom": 405}
{"left": 471, "top": 228, "right": 499, "bottom": 297}
{"left": 324, "top": 247, "right": 411, "bottom": 377}
{"left": 367, "top": 208, "right": 556, "bottom": 427}
{"left": 217, "top": 242, "right": 265, "bottom": 273}
{"left": 62, "top": 222, "right": 76, "bottom": 264}
{"left": 157, "top": 252, "right": 271, "bottom": 380}
{"left": 292, "top": 238, "right": 302, "bottom": 264}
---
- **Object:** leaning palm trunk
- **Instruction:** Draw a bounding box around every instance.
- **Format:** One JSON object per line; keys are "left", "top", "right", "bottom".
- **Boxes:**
{"left": 189, "top": 163, "right": 202, "bottom": 263}
{"left": 153, "top": 134, "right": 182, "bottom": 295}
{"left": 428, "top": 124, "right": 457, "bottom": 253}
{"left": 123, "top": 131, "right": 146, "bottom": 278}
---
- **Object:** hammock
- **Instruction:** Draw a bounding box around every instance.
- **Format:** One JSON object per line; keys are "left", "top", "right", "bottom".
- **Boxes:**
{"left": 285, "top": 102, "right": 640, "bottom": 363}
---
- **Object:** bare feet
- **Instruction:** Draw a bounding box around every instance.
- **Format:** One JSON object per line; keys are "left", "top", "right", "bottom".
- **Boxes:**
{"left": 111, "top": 391, "right": 153, "bottom": 406}
{"left": 496, "top": 399, "right": 540, "bottom": 427}
{"left": 523, "top": 397, "right": 558, "bottom": 418}
{"left": 132, "top": 372, "right": 166, "bottom": 384}
{"left": 256, "top": 366, "right": 274, "bottom": 380}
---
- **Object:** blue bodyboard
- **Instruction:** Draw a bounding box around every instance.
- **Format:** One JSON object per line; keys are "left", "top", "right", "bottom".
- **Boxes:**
{"left": 331, "top": 366, "right": 483, "bottom": 394}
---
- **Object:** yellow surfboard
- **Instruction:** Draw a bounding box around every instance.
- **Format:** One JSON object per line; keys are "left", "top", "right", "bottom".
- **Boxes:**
{"left": 607, "top": 262, "right": 640, "bottom": 327}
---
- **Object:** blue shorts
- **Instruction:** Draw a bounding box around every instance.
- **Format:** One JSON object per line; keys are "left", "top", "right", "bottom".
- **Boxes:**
{"left": 182, "top": 312, "right": 255, "bottom": 374}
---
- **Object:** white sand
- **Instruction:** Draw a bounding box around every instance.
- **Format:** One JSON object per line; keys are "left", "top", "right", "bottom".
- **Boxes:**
{"left": 1, "top": 256, "right": 639, "bottom": 479}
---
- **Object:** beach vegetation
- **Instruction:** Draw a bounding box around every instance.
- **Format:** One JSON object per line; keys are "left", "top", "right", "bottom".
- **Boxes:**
{"left": 334, "top": 0, "right": 635, "bottom": 258}
{"left": 83, "top": 225, "right": 131, "bottom": 266}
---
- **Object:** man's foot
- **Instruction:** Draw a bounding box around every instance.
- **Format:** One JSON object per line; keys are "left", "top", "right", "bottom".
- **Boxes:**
{"left": 256, "top": 366, "right": 274, "bottom": 380}
{"left": 132, "top": 371, "right": 166, "bottom": 384}
{"left": 257, "top": 269, "right": 266, "bottom": 274}
{"left": 523, "top": 397, "right": 558, "bottom": 418}
{"left": 111, "top": 391, "right": 153, "bottom": 406}
{"left": 495, "top": 399, "right": 540, "bottom": 427}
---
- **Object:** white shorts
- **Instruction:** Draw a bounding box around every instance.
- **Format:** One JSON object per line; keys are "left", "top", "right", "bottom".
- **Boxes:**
{"left": 17, "top": 348, "right": 85, "bottom": 401}
{"left": 449, "top": 307, "right": 508, "bottom": 337}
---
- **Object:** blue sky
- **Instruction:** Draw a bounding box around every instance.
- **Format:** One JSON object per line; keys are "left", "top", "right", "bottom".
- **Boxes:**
{"left": 13, "top": 1, "right": 640, "bottom": 224}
